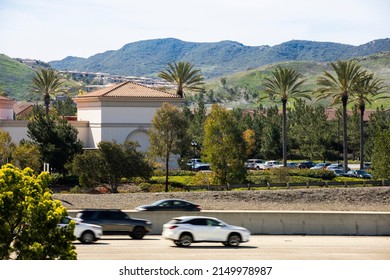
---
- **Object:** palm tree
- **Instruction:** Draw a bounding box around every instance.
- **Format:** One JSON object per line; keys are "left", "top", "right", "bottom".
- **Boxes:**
{"left": 31, "top": 68, "right": 66, "bottom": 116}
{"left": 316, "top": 60, "right": 366, "bottom": 172}
{"left": 352, "top": 72, "right": 385, "bottom": 169}
{"left": 158, "top": 61, "right": 204, "bottom": 98}
{"left": 263, "top": 66, "right": 310, "bottom": 167}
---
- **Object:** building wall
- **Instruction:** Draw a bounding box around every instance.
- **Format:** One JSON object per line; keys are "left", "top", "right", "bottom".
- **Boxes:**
{"left": 0, "top": 108, "right": 14, "bottom": 120}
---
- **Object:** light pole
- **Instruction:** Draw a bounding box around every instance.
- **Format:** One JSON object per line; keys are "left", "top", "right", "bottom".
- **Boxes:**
{"left": 191, "top": 140, "right": 198, "bottom": 170}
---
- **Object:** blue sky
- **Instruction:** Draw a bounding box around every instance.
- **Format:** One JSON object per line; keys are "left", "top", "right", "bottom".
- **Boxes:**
{"left": 0, "top": 0, "right": 389, "bottom": 62}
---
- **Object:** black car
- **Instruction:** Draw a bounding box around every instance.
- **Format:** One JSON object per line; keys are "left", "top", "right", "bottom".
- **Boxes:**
{"left": 76, "top": 209, "right": 152, "bottom": 239}
{"left": 135, "top": 199, "right": 201, "bottom": 212}
{"left": 297, "top": 161, "right": 316, "bottom": 169}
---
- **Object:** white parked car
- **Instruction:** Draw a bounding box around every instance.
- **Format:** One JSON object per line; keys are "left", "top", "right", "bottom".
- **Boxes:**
{"left": 264, "top": 160, "right": 282, "bottom": 169}
{"left": 59, "top": 216, "right": 103, "bottom": 244}
{"left": 162, "top": 216, "right": 250, "bottom": 247}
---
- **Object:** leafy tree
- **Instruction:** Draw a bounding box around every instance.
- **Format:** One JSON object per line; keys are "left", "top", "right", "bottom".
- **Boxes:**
{"left": 288, "top": 101, "right": 334, "bottom": 161}
{"left": 27, "top": 108, "right": 83, "bottom": 175}
{"left": 260, "top": 106, "right": 282, "bottom": 159}
{"left": 0, "top": 129, "right": 15, "bottom": 166}
{"left": 69, "top": 141, "right": 152, "bottom": 193}
{"left": 242, "top": 129, "right": 256, "bottom": 158}
{"left": 52, "top": 97, "right": 77, "bottom": 117}
{"left": 11, "top": 140, "right": 41, "bottom": 171}
{"left": 0, "top": 164, "right": 76, "bottom": 259}
{"left": 202, "top": 104, "right": 247, "bottom": 184}
{"left": 365, "top": 107, "right": 390, "bottom": 161}
{"left": 316, "top": 60, "right": 366, "bottom": 172}
{"left": 351, "top": 72, "right": 385, "bottom": 169}
{"left": 30, "top": 68, "right": 66, "bottom": 116}
{"left": 371, "top": 129, "right": 390, "bottom": 179}
{"left": 263, "top": 66, "right": 309, "bottom": 166}
{"left": 158, "top": 61, "right": 204, "bottom": 97}
{"left": 149, "top": 103, "right": 189, "bottom": 192}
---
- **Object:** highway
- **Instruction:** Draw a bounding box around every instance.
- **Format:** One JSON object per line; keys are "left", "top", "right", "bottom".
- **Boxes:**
{"left": 75, "top": 235, "right": 390, "bottom": 260}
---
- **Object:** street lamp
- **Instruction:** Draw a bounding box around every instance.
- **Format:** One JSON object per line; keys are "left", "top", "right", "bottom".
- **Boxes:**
{"left": 191, "top": 140, "right": 198, "bottom": 170}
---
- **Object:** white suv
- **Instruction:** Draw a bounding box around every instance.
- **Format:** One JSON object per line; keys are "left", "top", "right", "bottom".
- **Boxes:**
{"left": 59, "top": 216, "right": 103, "bottom": 244}
{"left": 162, "top": 216, "right": 250, "bottom": 247}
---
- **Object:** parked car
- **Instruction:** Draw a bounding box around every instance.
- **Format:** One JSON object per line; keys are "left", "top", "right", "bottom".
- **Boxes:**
{"left": 297, "top": 161, "right": 316, "bottom": 169}
{"left": 186, "top": 158, "right": 202, "bottom": 169}
{"left": 162, "top": 216, "right": 250, "bottom": 247}
{"left": 76, "top": 209, "right": 152, "bottom": 239}
{"left": 310, "top": 162, "right": 331, "bottom": 169}
{"left": 327, "top": 163, "right": 349, "bottom": 171}
{"left": 245, "top": 159, "right": 265, "bottom": 170}
{"left": 362, "top": 162, "right": 372, "bottom": 170}
{"left": 332, "top": 169, "right": 347, "bottom": 177}
{"left": 136, "top": 199, "right": 201, "bottom": 211}
{"left": 58, "top": 216, "right": 102, "bottom": 244}
{"left": 345, "top": 170, "right": 372, "bottom": 179}
{"left": 263, "top": 160, "right": 282, "bottom": 169}
{"left": 193, "top": 162, "right": 211, "bottom": 171}
{"left": 286, "top": 162, "right": 298, "bottom": 168}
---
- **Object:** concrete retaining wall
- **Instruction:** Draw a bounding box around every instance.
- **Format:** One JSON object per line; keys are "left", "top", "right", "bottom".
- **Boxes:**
{"left": 68, "top": 210, "right": 390, "bottom": 236}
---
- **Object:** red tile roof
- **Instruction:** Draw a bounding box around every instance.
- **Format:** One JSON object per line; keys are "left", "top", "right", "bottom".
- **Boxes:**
{"left": 76, "top": 81, "right": 179, "bottom": 99}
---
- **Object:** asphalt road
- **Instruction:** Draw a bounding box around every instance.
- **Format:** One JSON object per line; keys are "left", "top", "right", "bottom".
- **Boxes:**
{"left": 75, "top": 235, "right": 390, "bottom": 260}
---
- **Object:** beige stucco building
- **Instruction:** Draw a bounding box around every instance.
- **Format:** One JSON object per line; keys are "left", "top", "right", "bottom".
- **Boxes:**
{"left": 0, "top": 82, "right": 181, "bottom": 151}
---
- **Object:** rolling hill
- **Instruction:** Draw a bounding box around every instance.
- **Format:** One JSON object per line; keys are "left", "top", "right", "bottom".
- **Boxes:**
{"left": 49, "top": 38, "right": 390, "bottom": 78}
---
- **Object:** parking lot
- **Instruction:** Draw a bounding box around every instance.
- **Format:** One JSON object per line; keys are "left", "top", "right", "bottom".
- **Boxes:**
{"left": 75, "top": 235, "right": 390, "bottom": 260}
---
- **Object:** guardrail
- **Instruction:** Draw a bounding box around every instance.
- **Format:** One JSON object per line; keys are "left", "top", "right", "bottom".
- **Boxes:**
{"left": 183, "top": 179, "right": 390, "bottom": 191}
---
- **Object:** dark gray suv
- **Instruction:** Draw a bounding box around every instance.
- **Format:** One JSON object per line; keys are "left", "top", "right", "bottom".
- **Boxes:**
{"left": 76, "top": 209, "right": 152, "bottom": 239}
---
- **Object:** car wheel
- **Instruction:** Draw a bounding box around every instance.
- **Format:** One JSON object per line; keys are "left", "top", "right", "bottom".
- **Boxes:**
{"left": 79, "top": 231, "right": 95, "bottom": 244}
{"left": 227, "top": 234, "right": 241, "bottom": 247}
{"left": 222, "top": 242, "right": 229, "bottom": 246}
{"left": 179, "top": 233, "right": 193, "bottom": 247}
{"left": 130, "top": 227, "right": 145, "bottom": 240}
{"left": 174, "top": 240, "right": 182, "bottom": 246}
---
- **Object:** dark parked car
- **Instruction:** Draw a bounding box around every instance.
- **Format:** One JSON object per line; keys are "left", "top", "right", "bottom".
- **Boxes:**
{"left": 76, "top": 209, "right": 152, "bottom": 239}
{"left": 135, "top": 199, "right": 201, "bottom": 212}
{"left": 345, "top": 170, "right": 372, "bottom": 179}
{"left": 297, "top": 161, "right": 316, "bottom": 169}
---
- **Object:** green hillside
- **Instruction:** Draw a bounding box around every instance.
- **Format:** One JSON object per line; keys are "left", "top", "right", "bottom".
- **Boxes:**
{"left": 0, "top": 54, "right": 36, "bottom": 100}
{"left": 200, "top": 52, "right": 390, "bottom": 109}
{"left": 50, "top": 38, "right": 390, "bottom": 79}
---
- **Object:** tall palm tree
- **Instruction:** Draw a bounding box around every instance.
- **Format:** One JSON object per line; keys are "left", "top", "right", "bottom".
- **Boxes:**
{"left": 316, "top": 60, "right": 366, "bottom": 172}
{"left": 352, "top": 72, "right": 385, "bottom": 169}
{"left": 263, "top": 66, "right": 310, "bottom": 166}
{"left": 31, "top": 68, "right": 66, "bottom": 116}
{"left": 158, "top": 61, "right": 204, "bottom": 98}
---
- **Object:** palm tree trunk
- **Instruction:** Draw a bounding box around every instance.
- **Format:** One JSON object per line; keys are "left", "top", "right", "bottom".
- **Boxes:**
{"left": 342, "top": 99, "right": 348, "bottom": 173}
{"left": 359, "top": 106, "right": 365, "bottom": 170}
{"left": 282, "top": 101, "right": 287, "bottom": 167}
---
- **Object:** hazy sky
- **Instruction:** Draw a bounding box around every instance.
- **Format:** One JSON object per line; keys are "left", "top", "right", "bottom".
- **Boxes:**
{"left": 0, "top": 0, "right": 389, "bottom": 62}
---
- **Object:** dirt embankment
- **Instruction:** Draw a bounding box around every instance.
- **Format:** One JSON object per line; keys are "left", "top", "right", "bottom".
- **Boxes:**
{"left": 53, "top": 186, "right": 390, "bottom": 212}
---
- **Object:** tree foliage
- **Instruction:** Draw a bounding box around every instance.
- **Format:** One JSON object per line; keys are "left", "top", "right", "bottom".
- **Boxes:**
{"left": 158, "top": 61, "right": 204, "bottom": 97}
{"left": 371, "top": 129, "right": 390, "bottom": 179}
{"left": 27, "top": 108, "right": 83, "bottom": 175}
{"left": 11, "top": 140, "right": 41, "bottom": 171}
{"left": 69, "top": 141, "right": 152, "bottom": 193}
{"left": 0, "top": 164, "right": 76, "bottom": 259}
{"left": 0, "top": 129, "right": 15, "bottom": 166}
{"left": 202, "top": 104, "right": 247, "bottom": 184}
{"left": 149, "top": 103, "right": 189, "bottom": 191}
{"left": 30, "top": 68, "right": 66, "bottom": 115}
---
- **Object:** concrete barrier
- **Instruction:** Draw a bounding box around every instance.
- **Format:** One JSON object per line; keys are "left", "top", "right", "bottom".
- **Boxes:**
{"left": 68, "top": 210, "right": 390, "bottom": 236}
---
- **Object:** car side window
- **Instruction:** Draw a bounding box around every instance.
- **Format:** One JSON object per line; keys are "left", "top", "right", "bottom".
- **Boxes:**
{"left": 188, "top": 218, "right": 207, "bottom": 226}
{"left": 206, "top": 219, "right": 220, "bottom": 227}
{"left": 98, "top": 211, "right": 126, "bottom": 220}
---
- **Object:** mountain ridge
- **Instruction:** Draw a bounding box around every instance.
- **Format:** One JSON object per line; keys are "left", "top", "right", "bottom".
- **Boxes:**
{"left": 49, "top": 38, "right": 390, "bottom": 78}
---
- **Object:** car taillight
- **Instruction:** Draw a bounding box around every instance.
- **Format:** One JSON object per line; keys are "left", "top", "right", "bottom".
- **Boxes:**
{"left": 169, "top": 225, "right": 178, "bottom": 229}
